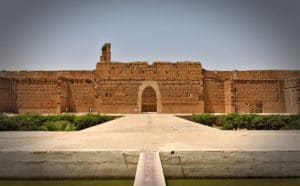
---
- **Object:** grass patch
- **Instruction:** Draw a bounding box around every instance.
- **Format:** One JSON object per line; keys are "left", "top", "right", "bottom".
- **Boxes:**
{"left": 188, "top": 113, "right": 300, "bottom": 130}
{"left": 0, "top": 113, "right": 120, "bottom": 131}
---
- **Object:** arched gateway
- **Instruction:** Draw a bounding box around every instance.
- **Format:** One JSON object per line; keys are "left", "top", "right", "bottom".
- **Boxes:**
{"left": 137, "top": 81, "right": 162, "bottom": 113}
{"left": 141, "top": 86, "right": 157, "bottom": 112}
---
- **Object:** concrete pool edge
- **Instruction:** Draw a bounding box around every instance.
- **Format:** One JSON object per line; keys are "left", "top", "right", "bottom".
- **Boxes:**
{"left": 0, "top": 150, "right": 299, "bottom": 179}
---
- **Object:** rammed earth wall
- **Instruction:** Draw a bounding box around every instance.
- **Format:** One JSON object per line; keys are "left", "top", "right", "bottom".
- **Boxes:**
{"left": 0, "top": 43, "right": 299, "bottom": 114}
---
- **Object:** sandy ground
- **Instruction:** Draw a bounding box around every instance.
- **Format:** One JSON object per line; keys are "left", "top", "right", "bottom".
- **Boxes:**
{"left": 0, "top": 114, "right": 300, "bottom": 152}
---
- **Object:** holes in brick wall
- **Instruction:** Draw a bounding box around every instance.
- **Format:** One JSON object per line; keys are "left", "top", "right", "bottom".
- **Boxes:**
{"left": 105, "top": 92, "right": 112, "bottom": 97}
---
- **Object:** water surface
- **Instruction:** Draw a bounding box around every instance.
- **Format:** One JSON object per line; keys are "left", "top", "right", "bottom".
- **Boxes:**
{"left": 0, "top": 178, "right": 299, "bottom": 186}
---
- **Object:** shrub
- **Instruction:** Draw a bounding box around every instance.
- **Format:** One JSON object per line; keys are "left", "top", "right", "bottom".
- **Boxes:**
{"left": 222, "top": 121, "right": 234, "bottom": 130}
{"left": 37, "top": 125, "right": 48, "bottom": 131}
{"left": 12, "top": 113, "right": 44, "bottom": 130}
{"left": 220, "top": 113, "right": 239, "bottom": 130}
{"left": 263, "top": 115, "right": 288, "bottom": 130}
{"left": 0, "top": 113, "right": 117, "bottom": 131}
{"left": 290, "top": 114, "right": 300, "bottom": 121}
{"left": 192, "top": 113, "right": 215, "bottom": 126}
{"left": 214, "top": 116, "right": 222, "bottom": 127}
{"left": 282, "top": 117, "right": 300, "bottom": 130}
{"left": 0, "top": 115, "right": 17, "bottom": 130}
{"left": 219, "top": 113, "right": 264, "bottom": 130}
{"left": 286, "top": 115, "right": 300, "bottom": 129}
{"left": 190, "top": 113, "right": 299, "bottom": 130}
{"left": 42, "top": 114, "right": 76, "bottom": 123}
{"left": 246, "top": 114, "right": 264, "bottom": 130}
{"left": 74, "top": 114, "right": 111, "bottom": 130}
{"left": 55, "top": 114, "right": 77, "bottom": 123}
{"left": 44, "top": 120, "right": 76, "bottom": 131}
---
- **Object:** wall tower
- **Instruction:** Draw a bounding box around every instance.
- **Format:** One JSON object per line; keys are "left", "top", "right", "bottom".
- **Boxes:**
{"left": 100, "top": 43, "right": 111, "bottom": 63}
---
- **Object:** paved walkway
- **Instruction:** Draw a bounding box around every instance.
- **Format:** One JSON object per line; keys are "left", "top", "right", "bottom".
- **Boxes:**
{"left": 1, "top": 114, "right": 299, "bottom": 152}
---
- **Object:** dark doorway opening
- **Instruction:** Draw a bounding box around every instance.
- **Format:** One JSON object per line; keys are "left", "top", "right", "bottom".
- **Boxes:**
{"left": 141, "top": 86, "right": 157, "bottom": 112}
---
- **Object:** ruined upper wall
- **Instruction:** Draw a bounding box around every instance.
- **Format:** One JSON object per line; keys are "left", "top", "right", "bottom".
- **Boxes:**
{"left": 203, "top": 70, "right": 300, "bottom": 80}
{"left": 100, "top": 43, "right": 111, "bottom": 63}
{"left": 95, "top": 61, "right": 203, "bottom": 81}
{"left": 0, "top": 71, "right": 95, "bottom": 79}
{"left": 2, "top": 68, "right": 299, "bottom": 81}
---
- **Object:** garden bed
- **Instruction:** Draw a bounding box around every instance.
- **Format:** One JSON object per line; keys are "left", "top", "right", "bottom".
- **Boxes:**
{"left": 0, "top": 113, "right": 120, "bottom": 131}
{"left": 180, "top": 113, "right": 300, "bottom": 130}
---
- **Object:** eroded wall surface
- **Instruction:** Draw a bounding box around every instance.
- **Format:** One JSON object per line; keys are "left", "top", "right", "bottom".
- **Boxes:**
{"left": 0, "top": 78, "right": 12, "bottom": 112}
{"left": 95, "top": 62, "right": 204, "bottom": 113}
{"left": 203, "top": 70, "right": 300, "bottom": 113}
{"left": 13, "top": 78, "right": 58, "bottom": 113}
{"left": 0, "top": 42, "right": 299, "bottom": 114}
{"left": 1, "top": 67, "right": 299, "bottom": 114}
{"left": 285, "top": 78, "right": 300, "bottom": 113}
{"left": 203, "top": 78, "right": 224, "bottom": 113}
{"left": 232, "top": 79, "right": 286, "bottom": 113}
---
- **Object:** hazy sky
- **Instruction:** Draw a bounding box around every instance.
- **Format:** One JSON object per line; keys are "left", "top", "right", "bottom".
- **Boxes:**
{"left": 0, "top": 0, "right": 299, "bottom": 70}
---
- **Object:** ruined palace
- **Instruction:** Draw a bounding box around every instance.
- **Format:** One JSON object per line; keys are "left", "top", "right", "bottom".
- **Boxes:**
{"left": 0, "top": 43, "right": 299, "bottom": 114}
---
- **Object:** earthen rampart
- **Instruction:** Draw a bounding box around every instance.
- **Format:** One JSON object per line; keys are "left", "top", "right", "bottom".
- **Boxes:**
{"left": 0, "top": 43, "right": 299, "bottom": 114}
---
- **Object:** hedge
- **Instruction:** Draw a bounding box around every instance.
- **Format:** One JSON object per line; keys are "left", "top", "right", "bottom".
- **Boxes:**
{"left": 0, "top": 113, "right": 119, "bottom": 131}
{"left": 191, "top": 113, "right": 300, "bottom": 130}
{"left": 192, "top": 113, "right": 215, "bottom": 126}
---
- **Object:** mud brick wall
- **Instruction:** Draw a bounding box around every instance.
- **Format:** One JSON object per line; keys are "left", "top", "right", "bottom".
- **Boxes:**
{"left": 236, "top": 71, "right": 300, "bottom": 80}
{"left": 0, "top": 78, "right": 12, "bottom": 112}
{"left": 224, "top": 79, "right": 234, "bottom": 113}
{"left": 203, "top": 70, "right": 233, "bottom": 80}
{"left": 203, "top": 70, "right": 300, "bottom": 80}
{"left": 203, "top": 78, "right": 225, "bottom": 113}
{"left": 159, "top": 80, "right": 204, "bottom": 113}
{"left": 0, "top": 71, "right": 94, "bottom": 79}
{"left": 96, "top": 61, "right": 202, "bottom": 81}
{"left": 67, "top": 79, "right": 95, "bottom": 113}
{"left": 95, "top": 62, "right": 204, "bottom": 113}
{"left": 57, "top": 78, "right": 69, "bottom": 113}
{"left": 232, "top": 79, "right": 286, "bottom": 113}
{"left": 0, "top": 56, "right": 299, "bottom": 114}
{"left": 15, "top": 78, "right": 58, "bottom": 113}
{"left": 95, "top": 80, "right": 140, "bottom": 113}
{"left": 284, "top": 78, "right": 300, "bottom": 113}
{"left": 159, "top": 81, "right": 203, "bottom": 104}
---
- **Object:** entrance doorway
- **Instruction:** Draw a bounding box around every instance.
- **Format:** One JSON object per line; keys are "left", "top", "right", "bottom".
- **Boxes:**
{"left": 141, "top": 86, "right": 157, "bottom": 112}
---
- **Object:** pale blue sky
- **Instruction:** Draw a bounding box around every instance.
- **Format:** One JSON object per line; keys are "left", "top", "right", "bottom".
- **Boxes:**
{"left": 0, "top": 0, "right": 299, "bottom": 70}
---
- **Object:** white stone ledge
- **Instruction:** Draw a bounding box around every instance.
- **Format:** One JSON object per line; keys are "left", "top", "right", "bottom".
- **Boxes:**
{"left": 0, "top": 150, "right": 299, "bottom": 179}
